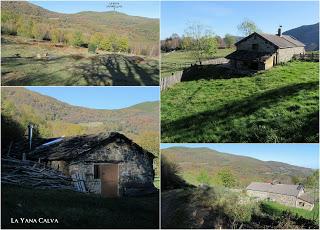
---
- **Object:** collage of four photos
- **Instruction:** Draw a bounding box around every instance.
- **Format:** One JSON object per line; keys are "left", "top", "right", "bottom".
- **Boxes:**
{"left": 1, "top": 0, "right": 319, "bottom": 229}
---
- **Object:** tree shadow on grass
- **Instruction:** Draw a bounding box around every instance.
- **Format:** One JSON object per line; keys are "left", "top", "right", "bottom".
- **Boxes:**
{"left": 162, "top": 81, "right": 319, "bottom": 143}
{"left": 71, "top": 54, "right": 159, "bottom": 86}
{"left": 1, "top": 54, "right": 159, "bottom": 86}
{"left": 1, "top": 56, "right": 78, "bottom": 86}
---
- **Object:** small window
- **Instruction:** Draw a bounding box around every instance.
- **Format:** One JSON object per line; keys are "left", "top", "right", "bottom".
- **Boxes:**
{"left": 252, "top": 44, "right": 259, "bottom": 50}
{"left": 94, "top": 165, "right": 100, "bottom": 179}
{"left": 299, "top": 202, "right": 305, "bottom": 207}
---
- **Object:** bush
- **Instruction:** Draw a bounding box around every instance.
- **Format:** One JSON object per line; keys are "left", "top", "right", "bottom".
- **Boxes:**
{"left": 70, "top": 31, "right": 84, "bottom": 47}
{"left": 89, "top": 32, "right": 103, "bottom": 48}
{"left": 51, "top": 29, "right": 65, "bottom": 43}
{"left": 100, "top": 37, "right": 112, "bottom": 51}
{"left": 17, "top": 17, "right": 34, "bottom": 38}
{"left": 88, "top": 43, "right": 97, "bottom": 53}
{"left": 161, "top": 155, "right": 189, "bottom": 190}
{"left": 32, "top": 23, "right": 49, "bottom": 40}
{"left": 2, "top": 21, "right": 17, "bottom": 35}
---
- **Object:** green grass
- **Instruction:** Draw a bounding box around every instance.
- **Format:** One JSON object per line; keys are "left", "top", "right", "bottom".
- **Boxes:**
{"left": 161, "top": 61, "right": 319, "bottom": 143}
{"left": 161, "top": 48, "right": 234, "bottom": 77}
{"left": 261, "top": 201, "right": 319, "bottom": 224}
{"left": 1, "top": 35, "right": 159, "bottom": 86}
{"left": 2, "top": 185, "right": 159, "bottom": 229}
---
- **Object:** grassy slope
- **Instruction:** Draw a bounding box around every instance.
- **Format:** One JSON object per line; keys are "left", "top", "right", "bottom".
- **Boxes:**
{"left": 1, "top": 36, "right": 159, "bottom": 86}
{"left": 2, "top": 185, "right": 159, "bottom": 229}
{"left": 161, "top": 48, "right": 234, "bottom": 77}
{"left": 261, "top": 201, "right": 319, "bottom": 224}
{"left": 161, "top": 61, "right": 319, "bottom": 143}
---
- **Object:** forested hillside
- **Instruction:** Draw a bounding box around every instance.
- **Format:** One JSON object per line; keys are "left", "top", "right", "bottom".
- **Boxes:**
{"left": 161, "top": 147, "right": 314, "bottom": 187}
{"left": 283, "top": 23, "right": 319, "bottom": 51}
{"left": 2, "top": 87, "right": 159, "bottom": 156}
{"left": 1, "top": 1, "right": 159, "bottom": 56}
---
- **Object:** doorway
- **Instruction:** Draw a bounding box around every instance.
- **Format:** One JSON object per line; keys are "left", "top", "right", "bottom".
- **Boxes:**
{"left": 99, "top": 164, "right": 119, "bottom": 197}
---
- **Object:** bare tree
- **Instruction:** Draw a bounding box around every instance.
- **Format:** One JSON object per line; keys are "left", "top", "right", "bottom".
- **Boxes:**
{"left": 183, "top": 23, "right": 217, "bottom": 63}
{"left": 237, "top": 19, "right": 261, "bottom": 36}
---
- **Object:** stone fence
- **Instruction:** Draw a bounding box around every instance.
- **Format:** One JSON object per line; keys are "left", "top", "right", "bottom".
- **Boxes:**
{"left": 160, "top": 57, "right": 229, "bottom": 91}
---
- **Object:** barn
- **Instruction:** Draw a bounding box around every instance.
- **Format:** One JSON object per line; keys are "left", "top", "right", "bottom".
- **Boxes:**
{"left": 246, "top": 182, "right": 315, "bottom": 210}
{"left": 226, "top": 27, "right": 305, "bottom": 71}
{"left": 26, "top": 132, "right": 157, "bottom": 197}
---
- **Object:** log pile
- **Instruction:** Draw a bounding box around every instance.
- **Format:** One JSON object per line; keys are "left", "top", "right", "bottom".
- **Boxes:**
{"left": 1, "top": 157, "right": 74, "bottom": 190}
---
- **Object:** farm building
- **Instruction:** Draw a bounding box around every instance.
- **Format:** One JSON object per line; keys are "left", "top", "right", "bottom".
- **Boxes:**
{"left": 23, "top": 132, "right": 157, "bottom": 197}
{"left": 226, "top": 27, "right": 305, "bottom": 71}
{"left": 246, "top": 182, "right": 315, "bottom": 210}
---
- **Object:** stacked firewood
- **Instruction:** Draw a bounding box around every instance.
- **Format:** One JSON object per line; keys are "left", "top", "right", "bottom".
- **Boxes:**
{"left": 1, "top": 157, "right": 74, "bottom": 190}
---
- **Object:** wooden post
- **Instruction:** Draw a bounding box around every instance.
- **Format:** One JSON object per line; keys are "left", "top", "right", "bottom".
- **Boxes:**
{"left": 6, "top": 141, "right": 13, "bottom": 157}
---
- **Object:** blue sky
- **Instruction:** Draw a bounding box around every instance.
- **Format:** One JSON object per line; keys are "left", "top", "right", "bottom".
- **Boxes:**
{"left": 30, "top": 1, "right": 160, "bottom": 18}
{"left": 160, "top": 143, "right": 319, "bottom": 169}
{"left": 26, "top": 87, "right": 159, "bottom": 109}
{"left": 161, "top": 1, "right": 319, "bottom": 39}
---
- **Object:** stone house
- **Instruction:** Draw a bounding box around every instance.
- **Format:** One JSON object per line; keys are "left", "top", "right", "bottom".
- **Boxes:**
{"left": 226, "top": 27, "right": 305, "bottom": 71}
{"left": 28, "top": 132, "right": 157, "bottom": 197}
{"left": 246, "top": 182, "right": 314, "bottom": 210}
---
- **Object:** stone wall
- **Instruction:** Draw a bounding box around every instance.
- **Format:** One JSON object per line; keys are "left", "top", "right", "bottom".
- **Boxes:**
{"left": 277, "top": 47, "right": 305, "bottom": 63}
{"left": 67, "top": 141, "right": 155, "bottom": 196}
{"left": 296, "top": 198, "right": 314, "bottom": 211}
{"left": 237, "top": 35, "right": 277, "bottom": 53}
{"left": 247, "top": 190, "right": 297, "bottom": 207}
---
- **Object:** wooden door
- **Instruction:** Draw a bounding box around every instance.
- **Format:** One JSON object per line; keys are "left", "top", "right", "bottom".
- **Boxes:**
{"left": 100, "top": 164, "right": 119, "bottom": 197}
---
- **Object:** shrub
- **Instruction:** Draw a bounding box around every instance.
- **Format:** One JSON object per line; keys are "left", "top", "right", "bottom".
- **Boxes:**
{"left": 88, "top": 43, "right": 97, "bottom": 53}
{"left": 89, "top": 32, "right": 103, "bottom": 48}
{"left": 161, "top": 155, "right": 188, "bottom": 190}
{"left": 196, "top": 170, "right": 211, "bottom": 185}
{"left": 17, "top": 17, "right": 34, "bottom": 38}
{"left": 51, "top": 28, "right": 65, "bottom": 43}
{"left": 70, "top": 31, "right": 84, "bottom": 47}
{"left": 100, "top": 37, "right": 112, "bottom": 51}
{"left": 2, "top": 21, "right": 17, "bottom": 35}
{"left": 32, "top": 23, "right": 49, "bottom": 40}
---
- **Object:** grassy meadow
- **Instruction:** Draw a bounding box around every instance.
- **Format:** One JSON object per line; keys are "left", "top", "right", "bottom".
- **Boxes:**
{"left": 2, "top": 185, "right": 159, "bottom": 229}
{"left": 161, "top": 61, "right": 319, "bottom": 143}
{"left": 161, "top": 48, "right": 234, "bottom": 77}
{"left": 1, "top": 35, "right": 159, "bottom": 86}
{"left": 261, "top": 201, "right": 319, "bottom": 224}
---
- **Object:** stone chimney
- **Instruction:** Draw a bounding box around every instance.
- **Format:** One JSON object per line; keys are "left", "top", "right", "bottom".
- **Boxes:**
{"left": 277, "top": 25, "right": 282, "bottom": 36}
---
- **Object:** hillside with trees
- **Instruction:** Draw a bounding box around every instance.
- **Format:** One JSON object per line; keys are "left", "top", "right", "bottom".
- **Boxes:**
{"left": 161, "top": 147, "right": 315, "bottom": 187}
{"left": 161, "top": 148, "right": 319, "bottom": 229}
{"left": 283, "top": 23, "right": 319, "bottom": 51}
{"left": 1, "top": 87, "right": 159, "bottom": 158}
{"left": 1, "top": 1, "right": 159, "bottom": 56}
{"left": 1, "top": 1, "right": 159, "bottom": 86}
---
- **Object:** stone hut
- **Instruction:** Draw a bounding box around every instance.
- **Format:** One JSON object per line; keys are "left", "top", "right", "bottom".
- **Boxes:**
{"left": 28, "top": 132, "right": 157, "bottom": 197}
{"left": 246, "top": 182, "right": 314, "bottom": 210}
{"left": 226, "top": 26, "right": 305, "bottom": 71}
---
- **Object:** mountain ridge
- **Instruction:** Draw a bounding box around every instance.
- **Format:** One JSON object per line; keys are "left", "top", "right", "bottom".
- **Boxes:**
{"left": 283, "top": 23, "right": 319, "bottom": 51}
{"left": 1, "top": 1, "right": 159, "bottom": 45}
{"left": 1, "top": 87, "right": 159, "bottom": 155}
{"left": 161, "top": 147, "right": 314, "bottom": 186}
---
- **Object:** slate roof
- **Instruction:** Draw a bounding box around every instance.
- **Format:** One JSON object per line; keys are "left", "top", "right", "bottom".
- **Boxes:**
{"left": 235, "top": 32, "right": 305, "bottom": 49}
{"left": 226, "top": 50, "right": 272, "bottom": 61}
{"left": 246, "top": 182, "right": 303, "bottom": 197}
{"left": 27, "top": 132, "right": 155, "bottom": 161}
{"left": 299, "top": 193, "right": 315, "bottom": 204}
